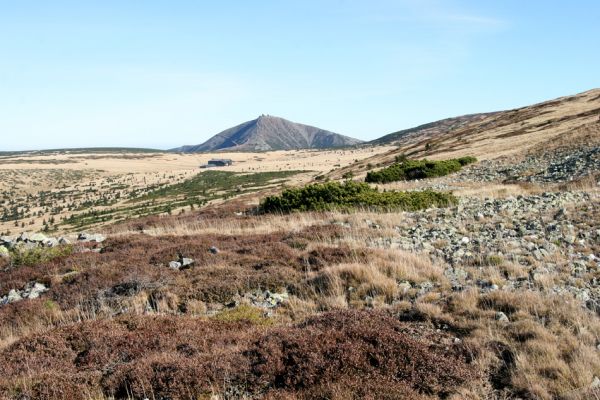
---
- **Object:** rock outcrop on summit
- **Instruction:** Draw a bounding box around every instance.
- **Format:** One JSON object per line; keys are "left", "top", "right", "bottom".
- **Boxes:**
{"left": 171, "top": 115, "right": 362, "bottom": 152}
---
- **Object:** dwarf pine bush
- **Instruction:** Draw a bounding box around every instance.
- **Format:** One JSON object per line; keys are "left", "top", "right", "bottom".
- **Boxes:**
{"left": 260, "top": 181, "right": 457, "bottom": 213}
{"left": 365, "top": 156, "right": 477, "bottom": 184}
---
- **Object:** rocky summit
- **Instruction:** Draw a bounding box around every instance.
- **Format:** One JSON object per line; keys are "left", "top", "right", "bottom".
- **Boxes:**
{"left": 171, "top": 114, "right": 363, "bottom": 152}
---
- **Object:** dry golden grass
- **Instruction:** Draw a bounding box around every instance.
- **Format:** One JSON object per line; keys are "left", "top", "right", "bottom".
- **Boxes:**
{"left": 0, "top": 146, "right": 395, "bottom": 235}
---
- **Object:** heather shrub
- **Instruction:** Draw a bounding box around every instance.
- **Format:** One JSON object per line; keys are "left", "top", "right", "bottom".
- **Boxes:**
{"left": 245, "top": 310, "right": 478, "bottom": 397}
{"left": 0, "top": 311, "right": 479, "bottom": 400}
{"left": 260, "top": 181, "right": 457, "bottom": 213}
{"left": 365, "top": 156, "right": 477, "bottom": 183}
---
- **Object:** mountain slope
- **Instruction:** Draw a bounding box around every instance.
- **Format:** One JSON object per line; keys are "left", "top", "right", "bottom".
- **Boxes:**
{"left": 172, "top": 115, "right": 362, "bottom": 152}
{"left": 371, "top": 113, "right": 498, "bottom": 146}
{"left": 333, "top": 88, "right": 600, "bottom": 179}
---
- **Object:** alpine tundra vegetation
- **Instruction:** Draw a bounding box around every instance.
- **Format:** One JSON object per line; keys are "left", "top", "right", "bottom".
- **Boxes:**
{"left": 2, "top": 1, "right": 600, "bottom": 399}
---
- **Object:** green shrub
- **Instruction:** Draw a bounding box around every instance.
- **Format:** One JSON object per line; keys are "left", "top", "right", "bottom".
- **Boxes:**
{"left": 260, "top": 181, "right": 457, "bottom": 213}
{"left": 365, "top": 156, "right": 477, "bottom": 183}
{"left": 395, "top": 154, "right": 408, "bottom": 163}
{"left": 456, "top": 156, "right": 477, "bottom": 166}
{"left": 10, "top": 245, "right": 74, "bottom": 267}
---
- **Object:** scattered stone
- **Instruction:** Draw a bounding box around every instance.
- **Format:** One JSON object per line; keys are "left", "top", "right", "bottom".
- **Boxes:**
{"left": 169, "top": 261, "right": 182, "bottom": 270}
{"left": 495, "top": 312, "right": 509, "bottom": 322}
{"left": 180, "top": 258, "right": 195, "bottom": 269}
{"left": 1, "top": 282, "right": 48, "bottom": 306}
{"left": 168, "top": 255, "right": 195, "bottom": 271}
{"left": 564, "top": 235, "right": 576, "bottom": 244}
{"left": 24, "top": 282, "right": 49, "bottom": 299}
{"left": 554, "top": 207, "right": 568, "bottom": 220}
{"left": 42, "top": 238, "right": 59, "bottom": 248}
{"left": 6, "top": 289, "right": 22, "bottom": 303}
{"left": 78, "top": 233, "right": 106, "bottom": 243}
{"left": 398, "top": 281, "right": 412, "bottom": 294}
{"left": 29, "top": 233, "right": 47, "bottom": 242}
{"left": 209, "top": 246, "right": 220, "bottom": 254}
{"left": 243, "top": 290, "right": 289, "bottom": 308}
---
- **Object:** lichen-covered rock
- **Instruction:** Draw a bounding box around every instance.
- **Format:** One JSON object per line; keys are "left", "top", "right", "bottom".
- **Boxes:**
{"left": 29, "top": 233, "right": 48, "bottom": 242}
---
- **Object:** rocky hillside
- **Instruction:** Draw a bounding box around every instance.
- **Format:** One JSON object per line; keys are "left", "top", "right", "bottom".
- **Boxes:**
{"left": 172, "top": 115, "right": 362, "bottom": 152}
{"left": 335, "top": 88, "right": 600, "bottom": 180}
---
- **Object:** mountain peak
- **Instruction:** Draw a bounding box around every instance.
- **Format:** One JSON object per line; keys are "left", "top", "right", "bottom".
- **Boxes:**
{"left": 171, "top": 116, "right": 362, "bottom": 153}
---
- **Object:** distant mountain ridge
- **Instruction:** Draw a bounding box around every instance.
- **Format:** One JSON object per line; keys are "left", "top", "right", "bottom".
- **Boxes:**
{"left": 171, "top": 115, "right": 362, "bottom": 152}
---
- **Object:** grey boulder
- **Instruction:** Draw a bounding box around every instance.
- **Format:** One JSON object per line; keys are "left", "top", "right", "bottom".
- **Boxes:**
{"left": 78, "top": 233, "right": 106, "bottom": 243}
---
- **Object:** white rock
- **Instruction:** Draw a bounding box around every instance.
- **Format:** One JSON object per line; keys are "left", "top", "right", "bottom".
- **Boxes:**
{"left": 169, "top": 261, "right": 182, "bottom": 270}
{"left": 26, "top": 283, "right": 48, "bottom": 299}
{"left": 495, "top": 311, "right": 509, "bottom": 322}
{"left": 7, "top": 289, "right": 22, "bottom": 303}
{"left": 180, "top": 258, "right": 195, "bottom": 268}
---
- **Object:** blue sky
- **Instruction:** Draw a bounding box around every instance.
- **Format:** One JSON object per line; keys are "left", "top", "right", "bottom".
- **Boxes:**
{"left": 1, "top": 1, "right": 599, "bottom": 151}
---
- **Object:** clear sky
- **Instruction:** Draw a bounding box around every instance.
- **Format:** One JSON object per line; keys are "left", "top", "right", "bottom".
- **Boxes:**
{"left": 1, "top": 1, "right": 599, "bottom": 151}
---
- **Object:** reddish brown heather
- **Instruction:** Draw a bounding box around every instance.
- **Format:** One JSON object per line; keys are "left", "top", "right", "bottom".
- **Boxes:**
{"left": 0, "top": 226, "right": 360, "bottom": 316}
{"left": 0, "top": 310, "right": 478, "bottom": 400}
